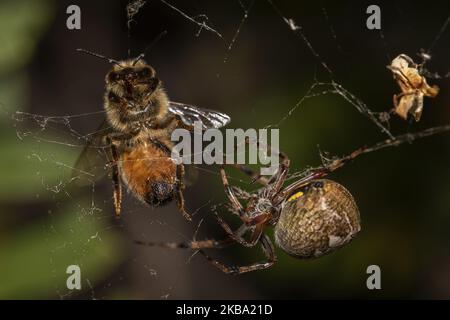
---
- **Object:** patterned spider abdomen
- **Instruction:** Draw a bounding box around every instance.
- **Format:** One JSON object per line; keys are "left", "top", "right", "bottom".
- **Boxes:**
{"left": 274, "top": 179, "right": 360, "bottom": 259}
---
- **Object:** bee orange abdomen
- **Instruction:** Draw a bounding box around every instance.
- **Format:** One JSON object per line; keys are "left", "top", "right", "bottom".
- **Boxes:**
{"left": 120, "top": 143, "right": 178, "bottom": 206}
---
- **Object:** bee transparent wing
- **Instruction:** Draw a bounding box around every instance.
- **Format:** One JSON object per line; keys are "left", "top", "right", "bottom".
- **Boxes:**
{"left": 168, "top": 101, "right": 231, "bottom": 130}
{"left": 71, "top": 121, "right": 113, "bottom": 185}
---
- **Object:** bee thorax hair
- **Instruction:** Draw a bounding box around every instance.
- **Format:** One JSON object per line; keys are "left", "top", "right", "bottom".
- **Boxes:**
{"left": 101, "top": 57, "right": 171, "bottom": 132}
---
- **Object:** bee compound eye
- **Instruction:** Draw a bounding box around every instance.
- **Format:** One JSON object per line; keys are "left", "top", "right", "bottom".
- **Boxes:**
{"left": 108, "top": 91, "right": 121, "bottom": 103}
{"left": 140, "top": 68, "right": 151, "bottom": 77}
{"left": 108, "top": 72, "right": 119, "bottom": 82}
{"left": 149, "top": 78, "right": 160, "bottom": 91}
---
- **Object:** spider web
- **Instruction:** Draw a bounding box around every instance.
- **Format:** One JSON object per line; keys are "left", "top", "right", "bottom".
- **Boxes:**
{"left": 2, "top": 0, "right": 450, "bottom": 299}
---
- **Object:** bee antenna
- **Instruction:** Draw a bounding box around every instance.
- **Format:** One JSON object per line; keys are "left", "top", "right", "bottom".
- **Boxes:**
{"left": 76, "top": 48, "right": 123, "bottom": 67}
{"left": 132, "top": 30, "right": 168, "bottom": 66}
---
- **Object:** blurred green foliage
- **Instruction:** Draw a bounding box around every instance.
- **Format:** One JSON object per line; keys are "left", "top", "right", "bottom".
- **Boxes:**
{"left": 0, "top": 202, "right": 125, "bottom": 299}
{"left": 0, "top": 0, "right": 125, "bottom": 299}
{"left": 0, "top": 0, "right": 53, "bottom": 111}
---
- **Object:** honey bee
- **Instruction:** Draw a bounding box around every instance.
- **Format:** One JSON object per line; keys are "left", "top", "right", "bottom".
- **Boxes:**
{"left": 387, "top": 54, "right": 439, "bottom": 122}
{"left": 74, "top": 49, "right": 230, "bottom": 221}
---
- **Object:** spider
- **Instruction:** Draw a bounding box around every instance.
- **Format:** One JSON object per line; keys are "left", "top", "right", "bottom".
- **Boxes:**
{"left": 134, "top": 126, "right": 450, "bottom": 274}
{"left": 135, "top": 140, "right": 366, "bottom": 275}
{"left": 387, "top": 54, "right": 439, "bottom": 122}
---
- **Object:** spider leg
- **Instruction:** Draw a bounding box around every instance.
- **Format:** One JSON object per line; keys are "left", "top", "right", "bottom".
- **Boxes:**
{"left": 175, "top": 164, "right": 192, "bottom": 221}
{"left": 134, "top": 224, "right": 248, "bottom": 250}
{"left": 276, "top": 145, "right": 374, "bottom": 203}
{"left": 230, "top": 186, "right": 252, "bottom": 200}
{"left": 134, "top": 237, "right": 235, "bottom": 250}
{"left": 229, "top": 164, "right": 269, "bottom": 186}
{"left": 277, "top": 127, "right": 450, "bottom": 203}
{"left": 277, "top": 161, "right": 350, "bottom": 204}
{"left": 200, "top": 234, "right": 277, "bottom": 275}
{"left": 242, "top": 137, "right": 287, "bottom": 187}
{"left": 214, "top": 212, "right": 264, "bottom": 247}
{"left": 268, "top": 151, "right": 290, "bottom": 199}
{"left": 226, "top": 137, "right": 286, "bottom": 187}
{"left": 220, "top": 165, "right": 246, "bottom": 218}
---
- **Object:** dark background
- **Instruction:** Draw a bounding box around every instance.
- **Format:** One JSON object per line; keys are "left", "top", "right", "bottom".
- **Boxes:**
{"left": 0, "top": 0, "right": 449, "bottom": 299}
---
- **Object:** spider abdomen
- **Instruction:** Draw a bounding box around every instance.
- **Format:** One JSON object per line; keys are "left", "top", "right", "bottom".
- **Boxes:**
{"left": 274, "top": 179, "right": 361, "bottom": 259}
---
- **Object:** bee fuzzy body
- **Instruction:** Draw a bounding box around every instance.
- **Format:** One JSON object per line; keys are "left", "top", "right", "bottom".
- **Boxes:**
{"left": 74, "top": 53, "right": 230, "bottom": 220}
{"left": 103, "top": 59, "right": 184, "bottom": 215}
{"left": 104, "top": 59, "right": 169, "bottom": 133}
{"left": 119, "top": 142, "right": 178, "bottom": 207}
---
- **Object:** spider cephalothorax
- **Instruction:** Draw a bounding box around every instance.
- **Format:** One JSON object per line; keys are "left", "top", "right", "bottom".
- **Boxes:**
{"left": 243, "top": 197, "right": 276, "bottom": 224}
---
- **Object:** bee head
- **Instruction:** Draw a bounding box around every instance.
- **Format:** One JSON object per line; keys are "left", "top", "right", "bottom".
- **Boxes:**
{"left": 107, "top": 61, "right": 156, "bottom": 85}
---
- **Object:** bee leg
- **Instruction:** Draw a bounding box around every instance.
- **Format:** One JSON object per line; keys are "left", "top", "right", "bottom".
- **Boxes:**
{"left": 176, "top": 164, "right": 192, "bottom": 221}
{"left": 112, "top": 168, "right": 122, "bottom": 218}
{"left": 110, "top": 142, "right": 122, "bottom": 218}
